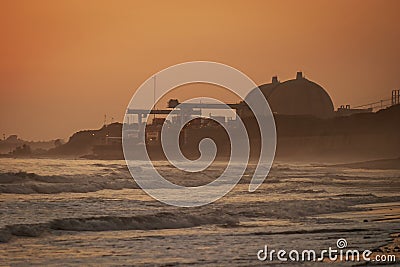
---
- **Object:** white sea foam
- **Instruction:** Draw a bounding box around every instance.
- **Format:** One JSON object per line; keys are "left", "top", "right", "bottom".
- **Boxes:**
{"left": 0, "top": 159, "right": 399, "bottom": 265}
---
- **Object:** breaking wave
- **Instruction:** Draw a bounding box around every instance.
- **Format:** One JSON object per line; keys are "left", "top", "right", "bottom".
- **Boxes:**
{"left": 0, "top": 171, "right": 137, "bottom": 194}
{"left": 0, "top": 212, "right": 238, "bottom": 243}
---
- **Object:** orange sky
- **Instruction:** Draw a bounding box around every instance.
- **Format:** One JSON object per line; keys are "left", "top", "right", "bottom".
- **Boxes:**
{"left": 1, "top": 0, "right": 400, "bottom": 140}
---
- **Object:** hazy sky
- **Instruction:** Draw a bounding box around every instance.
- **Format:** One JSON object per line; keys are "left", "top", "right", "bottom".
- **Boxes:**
{"left": 1, "top": 0, "right": 400, "bottom": 140}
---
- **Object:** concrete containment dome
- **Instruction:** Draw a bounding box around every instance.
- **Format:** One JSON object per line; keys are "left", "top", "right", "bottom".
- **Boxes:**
{"left": 245, "top": 72, "right": 334, "bottom": 118}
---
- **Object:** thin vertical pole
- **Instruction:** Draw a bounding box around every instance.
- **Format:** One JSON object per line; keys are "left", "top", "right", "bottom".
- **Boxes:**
{"left": 153, "top": 75, "right": 156, "bottom": 120}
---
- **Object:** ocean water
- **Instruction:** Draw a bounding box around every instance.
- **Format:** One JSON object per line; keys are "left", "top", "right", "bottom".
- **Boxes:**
{"left": 0, "top": 158, "right": 399, "bottom": 266}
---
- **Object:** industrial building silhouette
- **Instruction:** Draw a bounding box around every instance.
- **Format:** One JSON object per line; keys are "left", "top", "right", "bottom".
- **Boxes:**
{"left": 245, "top": 72, "right": 334, "bottom": 118}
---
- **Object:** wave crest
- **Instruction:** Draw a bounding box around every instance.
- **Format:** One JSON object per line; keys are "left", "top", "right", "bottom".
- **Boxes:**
{"left": 0, "top": 171, "right": 136, "bottom": 194}
{"left": 0, "top": 212, "right": 238, "bottom": 242}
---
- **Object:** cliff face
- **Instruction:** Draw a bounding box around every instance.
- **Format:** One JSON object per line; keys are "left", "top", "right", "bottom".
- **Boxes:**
{"left": 48, "top": 123, "right": 122, "bottom": 156}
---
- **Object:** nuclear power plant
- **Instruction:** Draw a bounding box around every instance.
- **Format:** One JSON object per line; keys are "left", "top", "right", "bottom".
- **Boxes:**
{"left": 126, "top": 71, "right": 396, "bottom": 133}
{"left": 49, "top": 71, "right": 399, "bottom": 161}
